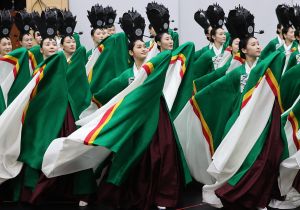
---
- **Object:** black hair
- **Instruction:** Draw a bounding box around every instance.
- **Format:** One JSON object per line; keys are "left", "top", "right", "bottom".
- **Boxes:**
{"left": 60, "top": 35, "right": 75, "bottom": 45}
{"left": 128, "top": 39, "right": 144, "bottom": 52}
{"left": 204, "top": 27, "right": 210, "bottom": 35}
{"left": 229, "top": 37, "right": 235, "bottom": 47}
{"left": 40, "top": 37, "right": 56, "bottom": 48}
{"left": 0, "top": 37, "right": 11, "bottom": 42}
{"left": 276, "top": 23, "right": 282, "bottom": 35}
{"left": 209, "top": 27, "right": 223, "bottom": 43}
{"left": 19, "top": 33, "right": 32, "bottom": 42}
{"left": 90, "top": 28, "right": 96, "bottom": 37}
{"left": 148, "top": 24, "right": 153, "bottom": 30}
{"left": 295, "top": 30, "right": 300, "bottom": 43}
{"left": 239, "top": 36, "right": 257, "bottom": 59}
{"left": 91, "top": 28, "right": 107, "bottom": 37}
{"left": 33, "top": 31, "right": 40, "bottom": 39}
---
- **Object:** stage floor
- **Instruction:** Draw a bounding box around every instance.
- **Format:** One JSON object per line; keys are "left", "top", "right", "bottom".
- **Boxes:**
{"left": 1, "top": 182, "right": 300, "bottom": 210}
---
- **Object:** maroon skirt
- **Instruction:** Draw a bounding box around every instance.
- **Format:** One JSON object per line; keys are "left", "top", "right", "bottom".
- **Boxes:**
{"left": 97, "top": 99, "right": 183, "bottom": 210}
{"left": 28, "top": 104, "right": 97, "bottom": 204}
{"left": 215, "top": 100, "right": 284, "bottom": 210}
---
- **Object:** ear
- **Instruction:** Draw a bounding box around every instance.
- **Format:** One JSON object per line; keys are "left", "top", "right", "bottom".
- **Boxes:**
{"left": 241, "top": 48, "right": 247, "bottom": 55}
{"left": 212, "top": 35, "right": 216, "bottom": 41}
{"left": 40, "top": 47, "right": 44, "bottom": 54}
{"left": 129, "top": 50, "right": 134, "bottom": 56}
{"left": 157, "top": 41, "right": 161, "bottom": 47}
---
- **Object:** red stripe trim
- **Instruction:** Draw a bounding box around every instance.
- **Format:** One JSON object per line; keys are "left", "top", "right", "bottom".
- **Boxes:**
{"left": 265, "top": 73, "right": 278, "bottom": 97}
{"left": 0, "top": 57, "right": 17, "bottom": 65}
{"left": 288, "top": 112, "right": 300, "bottom": 150}
{"left": 190, "top": 98, "right": 214, "bottom": 156}
{"left": 84, "top": 104, "right": 116, "bottom": 145}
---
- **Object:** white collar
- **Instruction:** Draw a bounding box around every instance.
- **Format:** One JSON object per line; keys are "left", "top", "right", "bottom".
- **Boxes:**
{"left": 133, "top": 63, "right": 139, "bottom": 78}
{"left": 277, "top": 35, "right": 283, "bottom": 45}
{"left": 298, "top": 44, "right": 300, "bottom": 53}
{"left": 245, "top": 59, "right": 258, "bottom": 75}
{"left": 284, "top": 42, "right": 292, "bottom": 52}
{"left": 208, "top": 43, "right": 213, "bottom": 49}
{"left": 212, "top": 43, "right": 223, "bottom": 56}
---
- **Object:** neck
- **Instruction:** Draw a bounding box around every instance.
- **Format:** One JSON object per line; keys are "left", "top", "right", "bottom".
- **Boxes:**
{"left": 134, "top": 58, "right": 145, "bottom": 70}
{"left": 279, "top": 34, "right": 283, "bottom": 40}
{"left": 93, "top": 41, "right": 99, "bottom": 48}
{"left": 64, "top": 51, "right": 73, "bottom": 61}
{"left": 285, "top": 39, "right": 292, "bottom": 46}
{"left": 214, "top": 42, "right": 222, "bottom": 50}
{"left": 245, "top": 56, "right": 256, "bottom": 68}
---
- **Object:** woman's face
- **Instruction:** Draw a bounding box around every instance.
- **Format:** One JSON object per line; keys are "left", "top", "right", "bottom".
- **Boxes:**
{"left": 158, "top": 33, "right": 173, "bottom": 51}
{"left": 62, "top": 36, "right": 76, "bottom": 54}
{"left": 284, "top": 27, "right": 295, "bottom": 43}
{"left": 34, "top": 31, "right": 42, "bottom": 45}
{"left": 0, "top": 37, "right": 12, "bottom": 56}
{"left": 231, "top": 38, "right": 240, "bottom": 55}
{"left": 20, "top": 33, "right": 33, "bottom": 49}
{"left": 212, "top": 28, "right": 226, "bottom": 45}
{"left": 40, "top": 38, "right": 58, "bottom": 59}
{"left": 129, "top": 40, "right": 148, "bottom": 61}
{"left": 93, "top": 28, "right": 108, "bottom": 44}
{"left": 242, "top": 37, "right": 261, "bottom": 59}
{"left": 107, "top": 26, "right": 116, "bottom": 36}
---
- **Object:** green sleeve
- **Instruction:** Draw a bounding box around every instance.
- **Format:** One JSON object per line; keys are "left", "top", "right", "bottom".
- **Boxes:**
{"left": 169, "top": 29, "right": 179, "bottom": 50}
{"left": 224, "top": 32, "right": 231, "bottom": 48}
{"left": 285, "top": 52, "right": 298, "bottom": 72}
{"left": 93, "top": 68, "right": 133, "bottom": 105}
{"left": 73, "top": 32, "right": 81, "bottom": 49}
{"left": 29, "top": 45, "right": 44, "bottom": 66}
{"left": 193, "top": 59, "right": 232, "bottom": 92}
{"left": 260, "top": 39, "right": 276, "bottom": 60}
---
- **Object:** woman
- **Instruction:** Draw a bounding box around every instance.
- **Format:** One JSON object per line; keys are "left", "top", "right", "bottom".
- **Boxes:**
{"left": 15, "top": 11, "right": 34, "bottom": 50}
{"left": 26, "top": 10, "right": 97, "bottom": 207}
{"left": 0, "top": 10, "right": 13, "bottom": 57}
{"left": 86, "top": 4, "right": 109, "bottom": 61}
{"left": 285, "top": 5, "right": 300, "bottom": 72}
{"left": 58, "top": 10, "right": 77, "bottom": 62}
{"left": 94, "top": 8, "right": 185, "bottom": 210}
{"left": 192, "top": 4, "right": 230, "bottom": 74}
{"left": 276, "top": 5, "right": 298, "bottom": 72}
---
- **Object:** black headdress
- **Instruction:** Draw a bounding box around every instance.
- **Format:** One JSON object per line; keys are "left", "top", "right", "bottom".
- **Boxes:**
{"left": 120, "top": 8, "right": 145, "bottom": 43}
{"left": 29, "top": 11, "right": 41, "bottom": 33}
{"left": 58, "top": 10, "right": 77, "bottom": 37}
{"left": 87, "top": 4, "right": 106, "bottom": 29}
{"left": 15, "top": 10, "right": 32, "bottom": 35}
{"left": 194, "top": 9, "right": 210, "bottom": 31}
{"left": 276, "top": 4, "right": 293, "bottom": 29}
{"left": 206, "top": 3, "right": 225, "bottom": 29}
{"left": 146, "top": 2, "right": 170, "bottom": 34}
{"left": 0, "top": 10, "right": 13, "bottom": 38}
{"left": 289, "top": 5, "right": 300, "bottom": 31}
{"left": 226, "top": 5, "right": 255, "bottom": 40}
{"left": 38, "top": 9, "right": 58, "bottom": 39}
{"left": 104, "top": 6, "right": 116, "bottom": 28}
